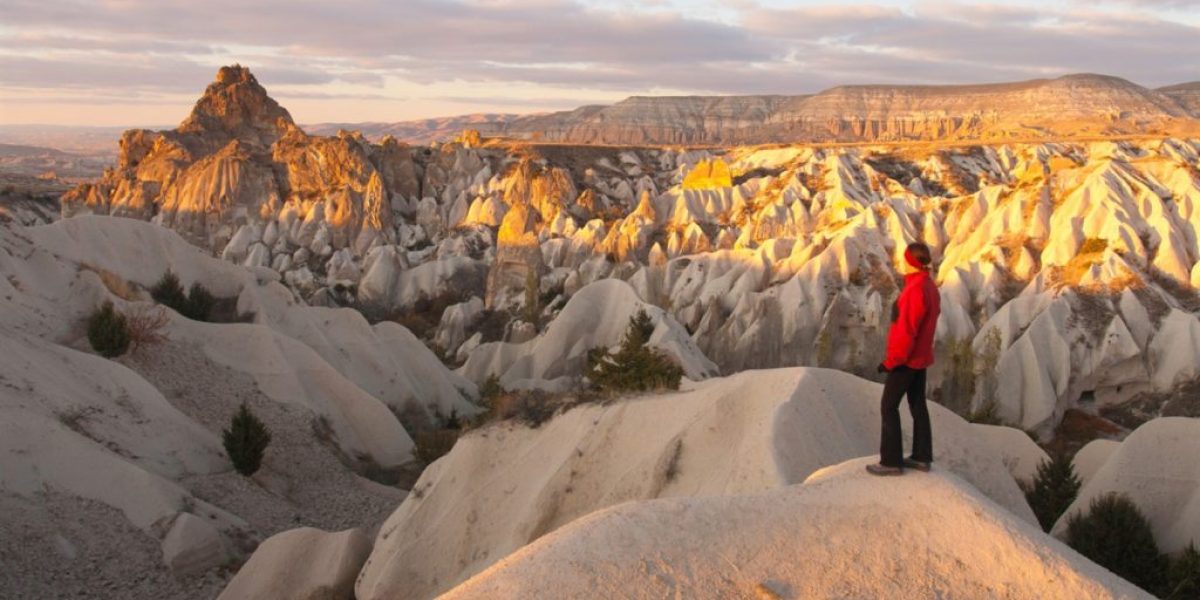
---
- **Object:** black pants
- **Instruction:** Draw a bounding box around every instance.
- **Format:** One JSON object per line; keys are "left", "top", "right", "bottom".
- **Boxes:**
{"left": 879, "top": 366, "right": 932, "bottom": 468}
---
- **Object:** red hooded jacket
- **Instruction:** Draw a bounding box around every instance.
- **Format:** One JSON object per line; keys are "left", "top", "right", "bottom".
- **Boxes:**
{"left": 884, "top": 270, "right": 940, "bottom": 370}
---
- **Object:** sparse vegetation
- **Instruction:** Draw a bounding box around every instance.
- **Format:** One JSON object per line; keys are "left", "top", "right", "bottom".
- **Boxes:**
{"left": 413, "top": 410, "right": 463, "bottom": 466}
{"left": 479, "top": 374, "right": 504, "bottom": 408}
{"left": 815, "top": 327, "right": 834, "bottom": 368}
{"left": 1166, "top": 542, "right": 1200, "bottom": 600}
{"left": 1022, "top": 453, "right": 1081, "bottom": 531}
{"left": 184, "top": 282, "right": 215, "bottom": 321}
{"left": 939, "top": 338, "right": 976, "bottom": 415}
{"left": 124, "top": 305, "right": 170, "bottom": 353}
{"left": 967, "top": 401, "right": 1003, "bottom": 425}
{"left": 523, "top": 270, "right": 540, "bottom": 327}
{"left": 586, "top": 309, "right": 683, "bottom": 393}
{"left": 359, "top": 290, "right": 467, "bottom": 339}
{"left": 413, "top": 429, "right": 459, "bottom": 465}
{"left": 476, "top": 388, "right": 565, "bottom": 428}
{"left": 975, "top": 327, "right": 1003, "bottom": 408}
{"left": 150, "top": 270, "right": 215, "bottom": 321}
{"left": 223, "top": 403, "right": 271, "bottom": 476}
{"left": 87, "top": 301, "right": 131, "bottom": 358}
{"left": 1066, "top": 493, "right": 1167, "bottom": 596}
{"left": 150, "top": 270, "right": 188, "bottom": 311}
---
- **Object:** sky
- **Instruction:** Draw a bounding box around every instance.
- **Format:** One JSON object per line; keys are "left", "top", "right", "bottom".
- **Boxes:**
{"left": 0, "top": 0, "right": 1197, "bottom": 127}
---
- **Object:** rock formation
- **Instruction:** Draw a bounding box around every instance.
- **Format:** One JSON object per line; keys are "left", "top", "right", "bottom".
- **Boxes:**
{"left": 62, "top": 65, "right": 420, "bottom": 265}
{"left": 501, "top": 74, "right": 1198, "bottom": 145}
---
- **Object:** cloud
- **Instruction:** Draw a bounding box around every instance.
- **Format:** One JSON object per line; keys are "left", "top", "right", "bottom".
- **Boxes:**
{"left": 0, "top": 0, "right": 1196, "bottom": 124}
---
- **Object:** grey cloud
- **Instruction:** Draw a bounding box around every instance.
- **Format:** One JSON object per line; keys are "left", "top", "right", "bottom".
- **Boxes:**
{"left": 0, "top": 0, "right": 1196, "bottom": 114}
{"left": 742, "top": 3, "right": 1199, "bottom": 87}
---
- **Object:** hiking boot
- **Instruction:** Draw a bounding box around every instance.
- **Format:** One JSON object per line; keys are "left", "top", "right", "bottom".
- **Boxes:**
{"left": 865, "top": 463, "right": 904, "bottom": 476}
{"left": 904, "top": 458, "right": 932, "bottom": 472}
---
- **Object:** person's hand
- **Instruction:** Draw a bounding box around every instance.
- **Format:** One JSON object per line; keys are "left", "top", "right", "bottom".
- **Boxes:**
{"left": 877, "top": 363, "right": 888, "bottom": 373}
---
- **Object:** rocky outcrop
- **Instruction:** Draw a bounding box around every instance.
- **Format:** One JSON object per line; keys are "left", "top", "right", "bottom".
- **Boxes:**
{"left": 61, "top": 65, "right": 420, "bottom": 257}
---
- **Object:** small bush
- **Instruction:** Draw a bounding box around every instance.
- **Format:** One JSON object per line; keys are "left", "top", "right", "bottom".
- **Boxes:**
{"left": 150, "top": 270, "right": 188, "bottom": 312}
{"left": 1066, "top": 493, "right": 1167, "bottom": 595}
{"left": 183, "top": 282, "right": 215, "bottom": 321}
{"left": 87, "top": 301, "right": 131, "bottom": 358}
{"left": 1166, "top": 543, "right": 1200, "bottom": 600}
{"left": 223, "top": 403, "right": 271, "bottom": 476}
{"left": 586, "top": 309, "right": 683, "bottom": 393}
{"left": 125, "top": 305, "right": 170, "bottom": 353}
{"left": 150, "top": 270, "right": 214, "bottom": 321}
{"left": 1023, "top": 453, "right": 1081, "bottom": 531}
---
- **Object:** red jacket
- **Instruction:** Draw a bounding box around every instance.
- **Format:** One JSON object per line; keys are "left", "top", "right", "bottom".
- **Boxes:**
{"left": 884, "top": 270, "right": 940, "bottom": 370}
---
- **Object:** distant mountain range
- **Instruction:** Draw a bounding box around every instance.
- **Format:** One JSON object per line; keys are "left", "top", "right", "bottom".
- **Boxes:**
{"left": 5, "top": 74, "right": 1199, "bottom": 154}
{"left": 312, "top": 74, "right": 1200, "bottom": 146}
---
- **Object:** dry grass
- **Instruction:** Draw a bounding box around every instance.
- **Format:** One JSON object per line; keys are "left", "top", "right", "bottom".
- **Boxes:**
{"left": 81, "top": 264, "right": 140, "bottom": 301}
{"left": 413, "top": 429, "right": 459, "bottom": 466}
{"left": 124, "top": 305, "right": 170, "bottom": 353}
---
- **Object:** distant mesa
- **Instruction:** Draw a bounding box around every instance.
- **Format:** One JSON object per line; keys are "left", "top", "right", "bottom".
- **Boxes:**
{"left": 313, "top": 72, "right": 1200, "bottom": 146}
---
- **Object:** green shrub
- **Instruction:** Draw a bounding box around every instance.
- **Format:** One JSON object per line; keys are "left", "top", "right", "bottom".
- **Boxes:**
{"left": 1066, "top": 493, "right": 1167, "bottom": 595}
{"left": 586, "top": 309, "right": 683, "bottom": 393}
{"left": 150, "top": 270, "right": 214, "bottom": 321}
{"left": 1023, "top": 453, "right": 1081, "bottom": 531}
{"left": 183, "top": 282, "right": 215, "bottom": 321}
{"left": 1166, "top": 543, "right": 1200, "bottom": 600}
{"left": 87, "top": 301, "right": 131, "bottom": 358}
{"left": 150, "top": 270, "right": 188, "bottom": 312}
{"left": 222, "top": 403, "right": 271, "bottom": 476}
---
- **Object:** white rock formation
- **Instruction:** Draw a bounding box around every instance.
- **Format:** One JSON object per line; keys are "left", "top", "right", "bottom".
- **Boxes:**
{"left": 161, "top": 512, "right": 232, "bottom": 576}
{"left": 459, "top": 278, "right": 718, "bottom": 388}
{"left": 0, "top": 215, "right": 474, "bottom": 587}
{"left": 442, "top": 458, "right": 1151, "bottom": 600}
{"left": 1052, "top": 417, "right": 1200, "bottom": 554}
{"left": 1072, "top": 438, "right": 1122, "bottom": 486}
{"left": 356, "top": 367, "right": 1035, "bottom": 600}
{"left": 218, "top": 528, "right": 370, "bottom": 600}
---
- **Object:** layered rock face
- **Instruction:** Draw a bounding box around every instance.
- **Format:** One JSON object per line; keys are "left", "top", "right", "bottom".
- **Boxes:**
{"left": 503, "top": 74, "right": 1198, "bottom": 144}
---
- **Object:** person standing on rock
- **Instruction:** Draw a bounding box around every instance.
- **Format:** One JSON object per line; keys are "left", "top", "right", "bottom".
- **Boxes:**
{"left": 867, "top": 242, "right": 940, "bottom": 476}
